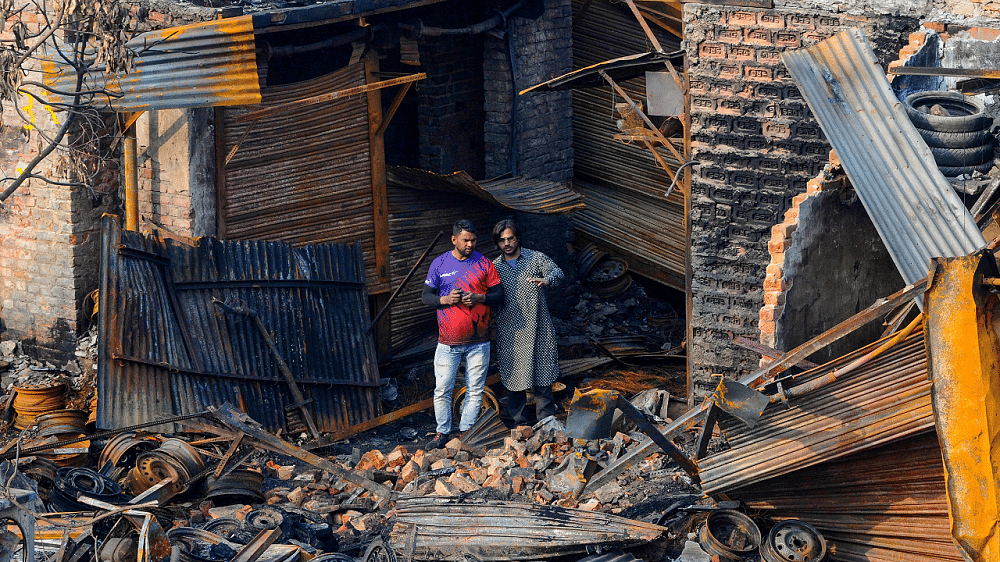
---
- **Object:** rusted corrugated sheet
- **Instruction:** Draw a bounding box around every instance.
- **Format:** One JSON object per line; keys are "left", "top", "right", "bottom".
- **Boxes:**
{"left": 699, "top": 324, "right": 932, "bottom": 494}
{"left": 732, "top": 432, "right": 963, "bottom": 562}
{"left": 784, "top": 29, "right": 986, "bottom": 291}
{"left": 220, "top": 63, "right": 387, "bottom": 294}
{"left": 42, "top": 17, "right": 261, "bottom": 112}
{"left": 97, "top": 215, "right": 380, "bottom": 432}
{"left": 386, "top": 184, "right": 506, "bottom": 354}
{"left": 574, "top": 180, "right": 684, "bottom": 288}
{"left": 572, "top": 0, "right": 685, "bottom": 288}
{"left": 390, "top": 498, "right": 666, "bottom": 560}
{"left": 386, "top": 167, "right": 584, "bottom": 214}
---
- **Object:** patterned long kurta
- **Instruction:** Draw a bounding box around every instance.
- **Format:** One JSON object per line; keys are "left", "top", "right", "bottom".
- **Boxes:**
{"left": 492, "top": 249, "right": 564, "bottom": 392}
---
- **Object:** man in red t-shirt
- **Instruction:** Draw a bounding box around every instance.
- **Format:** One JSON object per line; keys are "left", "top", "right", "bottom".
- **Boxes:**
{"left": 422, "top": 220, "right": 504, "bottom": 449}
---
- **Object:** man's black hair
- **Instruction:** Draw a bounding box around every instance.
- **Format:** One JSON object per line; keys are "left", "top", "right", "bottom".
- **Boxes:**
{"left": 492, "top": 219, "right": 521, "bottom": 245}
{"left": 453, "top": 219, "right": 476, "bottom": 237}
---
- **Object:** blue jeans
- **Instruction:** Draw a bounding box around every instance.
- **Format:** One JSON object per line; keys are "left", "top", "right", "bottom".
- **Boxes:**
{"left": 433, "top": 341, "right": 489, "bottom": 434}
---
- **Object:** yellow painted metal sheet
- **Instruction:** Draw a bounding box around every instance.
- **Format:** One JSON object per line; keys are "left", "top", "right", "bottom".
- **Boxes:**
{"left": 925, "top": 251, "right": 1000, "bottom": 562}
{"left": 41, "top": 16, "right": 261, "bottom": 112}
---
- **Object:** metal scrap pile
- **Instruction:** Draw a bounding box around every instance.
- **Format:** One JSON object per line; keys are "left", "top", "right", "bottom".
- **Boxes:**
{"left": 0, "top": 401, "right": 754, "bottom": 562}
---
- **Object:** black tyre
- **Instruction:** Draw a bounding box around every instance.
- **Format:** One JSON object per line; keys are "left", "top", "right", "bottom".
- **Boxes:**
{"left": 904, "top": 91, "right": 991, "bottom": 133}
{"left": 937, "top": 160, "right": 995, "bottom": 177}
{"left": 917, "top": 126, "right": 994, "bottom": 148}
{"left": 930, "top": 139, "right": 997, "bottom": 166}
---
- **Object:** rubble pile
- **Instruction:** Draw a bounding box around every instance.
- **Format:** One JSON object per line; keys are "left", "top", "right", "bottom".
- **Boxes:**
{"left": 265, "top": 423, "right": 696, "bottom": 525}
{"left": 0, "top": 327, "right": 98, "bottom": 426}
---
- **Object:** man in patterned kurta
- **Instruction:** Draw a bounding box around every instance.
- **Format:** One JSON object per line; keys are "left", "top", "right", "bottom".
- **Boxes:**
{"left": 491, "top": 220, "right": 564, "bottom": 426}
{"left": 422, "top": 220, "right": 504, "bottom": 449}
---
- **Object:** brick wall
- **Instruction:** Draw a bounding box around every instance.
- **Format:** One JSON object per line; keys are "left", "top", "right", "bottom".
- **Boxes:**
{"left": 0, "top": 4, "right": 111, "bottom": 360}
{"left": 0, "top": 2, "right": 210, "bottom": 361}
{"left": 684, "top": 4, "right": 913, "bottom": 402}
{"left": 136, "top": 108, "right": 216, "bottom": 238}
{"left": 760, "top": 159, "right": 904, "bottom": 365}
{"left": 483, "top": 0, "right": 573, "bottom": 181}
{"left": 417, "top": 34, "right": 486, "bottom": 178}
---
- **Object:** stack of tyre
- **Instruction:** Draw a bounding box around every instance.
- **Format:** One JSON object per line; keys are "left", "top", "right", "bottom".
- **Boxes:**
{"left": 903, "top": 90, "right": 997, "bottom": 177}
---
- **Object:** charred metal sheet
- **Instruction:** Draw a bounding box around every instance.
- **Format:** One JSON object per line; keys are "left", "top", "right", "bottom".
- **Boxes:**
{"left": 386, "top": 167, "right": 584, "bottom": 214}
{"left": 582, "top": 280, "right": 928, "bottom": 496}
{"left": 732, "top": 432, "right": 963, "bottom": 562}
{"left": 385, "top": 183, "right": 507, "bottom": 354}
{"left": 571, "top": 0, "right": 685, "bottom": 290}
{"left": 97, "top": 215, "right": 380, "bottom": 433}
{"left": 43, "top": 17, "right": 261, "bottom": 112}
{"left": 219, "top": 63, "right": 387, "bottom": 294}
{"left": 698, "top": 323, "right": 933, "bottom": 494}
{"left": 925, "top": 251, "right": 1000, "bottom": 562}
{"left": 784, "top": 29, "right": 986, "bottom": 294}
{"left": 389, "top": 498, "right": 666, "bottom": 560}
{"left": 519, "top": 51, "right": 684, "bottom": 94}
{"left": 250, "top": 0, "right": 448, "bottom": 31}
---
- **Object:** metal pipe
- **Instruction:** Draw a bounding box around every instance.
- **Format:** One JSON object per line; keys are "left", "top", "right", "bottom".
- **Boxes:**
{"left": 123, "top": 120, "right": 139, "bottom": 231}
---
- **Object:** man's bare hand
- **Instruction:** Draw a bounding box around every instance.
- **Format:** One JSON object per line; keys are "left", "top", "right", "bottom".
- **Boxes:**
{"left": 526, "top": 277, "right": 549, "bottom": 287}
{"left": 461, "top": 291, "right": 484, "bottom": 306}
{"left": 440, "top": 288, "right": 463, "bottom": 306}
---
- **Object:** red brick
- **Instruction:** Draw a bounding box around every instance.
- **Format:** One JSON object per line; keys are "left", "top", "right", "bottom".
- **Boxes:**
{"left": 759, "top": 13, "right": 784, "bottom": 28}
{"left": 745, "top": 29, "right": 772, "bottom": 45}
{"left": 968, "top": 27, "right": 1000, "bottom": 41}
{"left": 763, "top": 276, "right": 786, "bottom": 292}
{"left": 716, "top": 28, "right": 743, "bottom": 44}
{"left": 922, "top": 22, "right": 946, "bottom": 32}
{"left": 763, "top": 291, "right": 786, "bottom": 306}
{"left": 760, "top": 304, "right": 779, "bottom": 322}
{"left": 767, "top": 237, "right": 791, "bottom": 255}
{"left": 908, "top": 31, "right": 928, "bottom": 45}
{"left": 699, "top": 42, "right": 726, "bottom": 59}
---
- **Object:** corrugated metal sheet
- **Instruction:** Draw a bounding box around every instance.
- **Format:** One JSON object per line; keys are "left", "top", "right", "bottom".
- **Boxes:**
{"left": 390, "top": 498, "right": 666, "bottom": 560}
{"left": 783, "top": 28, "right": 986, "bottom": 288}
{"left": 572, "top": 0, "right": 685, "bottom": 289}
{"left": 386, "top": 167, "right": 585, "bottom": 214}
{"left": 220, "top": 63, "right": 388, "bottom": 293}
{"left": 574, "top": 180, "right": 684, "bottom": 288}
{"left": 96, "top": 214, "right": 381, "bottom": 432}
{"left": 732, "top": 432, "right": 963, "bottom": 562}
{"left": 699, "top": 324, "right": 932, "bottom": 494}
{"left": 385, "top": 184, "right": 507, "bottom": 354}
{"left": 42, "top": 16, "right": 261, "bottom": 112}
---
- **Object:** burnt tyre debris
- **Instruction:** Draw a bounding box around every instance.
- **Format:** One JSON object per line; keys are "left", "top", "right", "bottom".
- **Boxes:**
{"left": 903, "top": 90, "right": 998, "bottom": 177}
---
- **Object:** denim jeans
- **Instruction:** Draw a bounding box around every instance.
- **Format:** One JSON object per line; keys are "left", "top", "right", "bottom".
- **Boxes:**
{"left": 433, "top": 341, "right": 490, "bottom": 434}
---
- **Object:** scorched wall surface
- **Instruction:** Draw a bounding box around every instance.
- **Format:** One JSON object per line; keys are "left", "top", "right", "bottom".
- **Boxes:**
{"left": 684, "top": 4, "right": 913, "bottom": 402}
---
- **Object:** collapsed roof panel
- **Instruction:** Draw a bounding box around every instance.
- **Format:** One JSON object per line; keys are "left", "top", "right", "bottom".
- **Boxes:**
{"left": 42, "top": 16, "right": 262, "bottom": 112}
{"left": 97, "top": 215, "right": 381, "bottom": 432}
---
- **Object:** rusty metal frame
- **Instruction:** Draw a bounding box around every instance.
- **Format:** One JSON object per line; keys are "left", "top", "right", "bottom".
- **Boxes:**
{"left": 236, "top": 73, "right": 426, "bottom": 122}
{"left": 925, "top": 251, "right": 1000, "bottom": 562}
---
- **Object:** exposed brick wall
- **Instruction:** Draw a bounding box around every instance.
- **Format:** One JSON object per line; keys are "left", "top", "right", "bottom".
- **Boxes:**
{"left": 136, "top": 108, "right": 217, "bottom": 237}
{"left": 760, "top": 158, "right": 904, "bottom": 365}
{"left": 0, "top": 3, "right": 112, "bottom": 361}
{"left": 0, "top": 2, "right": 208, "bottom": 361}
{"left": 484, "top": 0, "right": 573, "bottom": 181}
{"left": 417, "top": 34, "right": 486, "bottom": 178}
{"left": 759, "top": 175, "right": 825, "bottom": 348}
{"left": 684, "top": 4, "right": 914, "bottom": 402}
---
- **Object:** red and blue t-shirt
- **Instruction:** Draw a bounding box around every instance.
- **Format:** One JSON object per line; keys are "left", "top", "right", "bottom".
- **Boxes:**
{"left": 425, "top": 251, "right": 501, "bottom": 345}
